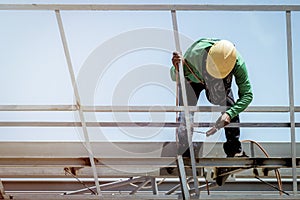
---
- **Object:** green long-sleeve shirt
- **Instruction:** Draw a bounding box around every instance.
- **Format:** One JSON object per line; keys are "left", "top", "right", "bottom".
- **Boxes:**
{"left": 170, "top": 38, "right": 253, "bottom": 119}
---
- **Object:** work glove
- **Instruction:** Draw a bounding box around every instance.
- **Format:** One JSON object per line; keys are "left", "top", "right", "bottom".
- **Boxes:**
{"left": 172, "top": 52, "right": 182, "bottom": 71}
{"left": 215, "top": 112, "right": 231, "bottom": 129}
{"left": 206, "top": 113, "right": 231, "bottom": 137}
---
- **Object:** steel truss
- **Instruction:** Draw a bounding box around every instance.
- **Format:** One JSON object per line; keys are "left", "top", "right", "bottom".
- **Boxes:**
{"left": 0, "top": 141, "right": 298, "bottom": 199}
{"left": 0, "top": 3, "right": 299, "bottom": 199}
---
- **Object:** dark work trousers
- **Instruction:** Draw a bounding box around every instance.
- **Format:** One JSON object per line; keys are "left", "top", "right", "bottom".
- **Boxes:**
{"left": 177, "top": 80, "right": 242, "bottom": 158}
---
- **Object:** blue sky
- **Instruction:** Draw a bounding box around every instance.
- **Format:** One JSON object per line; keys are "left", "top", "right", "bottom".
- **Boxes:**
{"left": 0, "top": 1, "right": 299, "bottom": 144}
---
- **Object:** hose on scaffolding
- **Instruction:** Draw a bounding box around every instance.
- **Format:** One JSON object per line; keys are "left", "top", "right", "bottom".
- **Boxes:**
{"left": 192, "top": 133, "right": 288, "bottom": 195}
{"left": 241, "top": 140, "right": 288, "bottom": 196}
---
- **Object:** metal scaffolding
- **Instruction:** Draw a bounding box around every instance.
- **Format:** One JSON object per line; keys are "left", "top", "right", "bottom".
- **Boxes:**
{"left": 0, "top": 3, "right": 299, "bottom": 200}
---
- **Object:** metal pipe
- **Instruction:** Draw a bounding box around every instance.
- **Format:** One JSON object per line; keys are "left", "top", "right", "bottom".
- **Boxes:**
{"left": 129, "top": 178, "right": 150, "bottom": 195}
{"left": 1, "top": 4, "right": 300, "bottom": 11}
{"left": 285, "top": 10, "right": 298, "bottom": 196}
{"left": 0, "top": 121, "right": 295, "bottom": 127}
{"left": 55, "top": 10, "right": 101, "bottom": 197}
{"left": 0, "top": 105, "right": 298, "bottom": 112}
{"left": 171, "top": 10, "right": 200, "bottom": 197}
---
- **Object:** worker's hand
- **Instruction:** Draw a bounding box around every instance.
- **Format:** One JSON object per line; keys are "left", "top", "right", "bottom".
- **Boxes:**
{"left": 215, "top": 113, "right": 231, "bottom": 129}
{"left": 172, "top": 52, "right": 182, "bottom": 71}
{"left": 206, "top": 113, "right": 231, "bottom": 137}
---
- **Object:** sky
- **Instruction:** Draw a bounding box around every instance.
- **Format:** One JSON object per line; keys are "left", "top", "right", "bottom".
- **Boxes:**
{"left": 0, "top": 1, "right": 299, "bottom": 146}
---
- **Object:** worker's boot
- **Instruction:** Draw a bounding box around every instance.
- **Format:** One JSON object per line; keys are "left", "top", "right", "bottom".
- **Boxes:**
{"left": 214, "top": 151, "right": 248, "bottom": 186}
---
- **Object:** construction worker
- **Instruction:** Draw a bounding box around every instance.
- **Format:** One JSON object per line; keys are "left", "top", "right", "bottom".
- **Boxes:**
{"left": 170, "top": 38, "right": 253, "bottom": 158}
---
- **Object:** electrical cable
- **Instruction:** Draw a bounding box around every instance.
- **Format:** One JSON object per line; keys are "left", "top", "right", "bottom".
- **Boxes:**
{"left": 182, "top": 59, "right": 205, "bottom": 85}
{"left": 241, "top": 140, "right": 286, "bottom": 196}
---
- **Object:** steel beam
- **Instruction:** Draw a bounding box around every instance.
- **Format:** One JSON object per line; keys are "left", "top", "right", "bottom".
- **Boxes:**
{"left": 0, "top": 157, "right": 298, "bottom": 169}
{"left": 55, "top": 10, "right": 101, "bottom": 196}
{"left": 171, "top": 9, "right": 199, "bottom": 198}
{"left": 129, "top": 178, "right": 151, "bottom": 195}
{"left": 0, "top": 167, "right": 160, "bottom": 178}
{"left": 2, "top": 178, "right": 297, "bottom": 193}
{"left": 0, "top": 179, "right": 9, "bottom": 200}
{"left": 64, "top": 177, "right": 147, "bottom": 195}
{"left": 176, "top": 155, "right": 190, "bottom": 200}
{"left": 150, "top": 177, "right": 159, "bottom": 195}
{"left": 165, "top": 177, "right": 193, "bottom": 195}
{"left": 0, "top": 105, "right": 77, "bottom": 111}
{"left": 0, "top": 141, "right": 298, "bottom": 158}
{"left": 0, "top": 4, "right": 300, "bottom": 11}
{"left": 0, "top": 105, "right": 299, "bottom": 112}
{"left": 6, "top": 193, "right": 300, "bottom": 200}
{"left": 0, "top": 121, "right": 297, "bottom": 127}
{"left": 286, "top": 10, "right": 298, "bottom": 196}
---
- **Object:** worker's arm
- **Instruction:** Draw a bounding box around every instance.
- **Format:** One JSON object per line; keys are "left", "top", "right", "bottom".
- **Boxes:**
{"left": 206, "top": 53, "right": 253, "bottom": 137}
{"left": 225, "top": 53, "right": 253, "bottom": 119}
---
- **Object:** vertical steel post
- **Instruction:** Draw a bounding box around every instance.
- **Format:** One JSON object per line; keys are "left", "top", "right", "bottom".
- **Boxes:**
{"left": 250, "top": 141, "right": 255, "bottom": 158}
{"left": 285, "top": 10, "right": 298, "bottom": 195}
{"left": 171, "top": 10, "right": 200, "bottom": 198}
{"left": 150, "top": 177, "right": 158, "bottom": 195}
{"left": 176, "top": 155, "right": 191, "bottom": 199}
{"left": 55, "top": 10, "right": 101, "bottom": 197}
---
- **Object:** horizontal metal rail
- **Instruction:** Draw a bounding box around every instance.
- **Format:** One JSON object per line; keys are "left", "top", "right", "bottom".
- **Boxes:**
{"left": 0, "top": 105, "right": 299, "bottom": 112}
{"left": 1, "top": 179, "right": 297, "bottom": 194}
{"left": 0, "top": 105, "right": 78, "bottom": 111}
{"left": 0, "top": 121, "right": 299, "bottom": 127}
{"left": 0, "top": 4, "right": 300, "bottom": 11}
{"left": 0, "top": 157, "right": 298, "bottom": 168}
{"left": 6, "top": 193, "right": 300, "bottom": 200}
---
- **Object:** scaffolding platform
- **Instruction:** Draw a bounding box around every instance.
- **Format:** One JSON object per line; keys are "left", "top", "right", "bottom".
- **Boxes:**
{"left": 0, "top": 3, "right": 299, "bottom": 199}
{"left": 0, "top": 141, "right": 298, "bottom": 199}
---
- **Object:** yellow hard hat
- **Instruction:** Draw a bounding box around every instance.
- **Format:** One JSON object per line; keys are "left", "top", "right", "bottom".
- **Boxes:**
{"left": 206, "top": 40, "right": 237, "bottom": 79}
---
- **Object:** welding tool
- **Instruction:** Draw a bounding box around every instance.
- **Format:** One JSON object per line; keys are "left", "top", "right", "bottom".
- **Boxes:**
{"left": 206, "top": 114, "right": 230, "bottom": 137}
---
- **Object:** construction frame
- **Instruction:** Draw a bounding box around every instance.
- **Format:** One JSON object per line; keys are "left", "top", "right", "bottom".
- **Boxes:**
{"left": 0, "top": 3, "right": 299, "bottom": 200}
